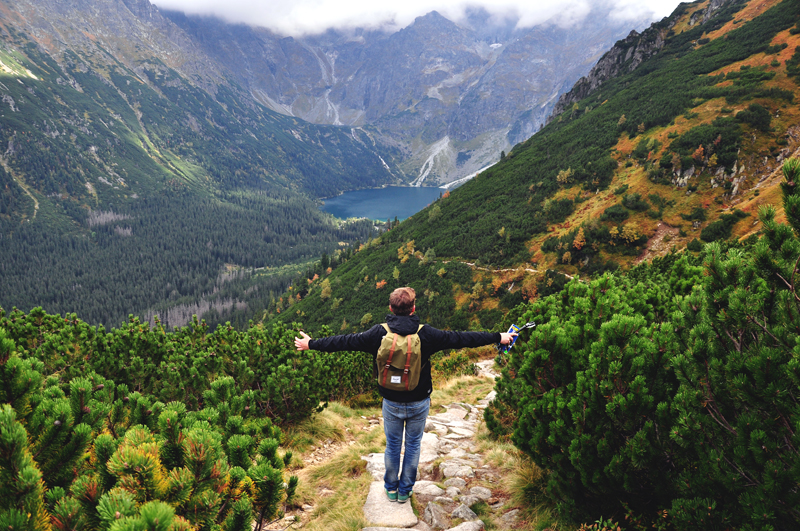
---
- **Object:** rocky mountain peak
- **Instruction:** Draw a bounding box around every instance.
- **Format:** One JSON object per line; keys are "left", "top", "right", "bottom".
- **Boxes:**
{"left": 548, "top": 0, "right": 736, "bottom": 122}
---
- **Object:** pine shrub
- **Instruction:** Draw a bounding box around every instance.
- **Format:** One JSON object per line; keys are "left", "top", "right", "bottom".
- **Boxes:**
{"left": 488, "top": 159, "right": 800, "bottom": 529}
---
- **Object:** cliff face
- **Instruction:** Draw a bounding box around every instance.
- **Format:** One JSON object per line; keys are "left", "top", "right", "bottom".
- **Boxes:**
{"left": 549, "top": 0, "right": 736, "bottom": 122}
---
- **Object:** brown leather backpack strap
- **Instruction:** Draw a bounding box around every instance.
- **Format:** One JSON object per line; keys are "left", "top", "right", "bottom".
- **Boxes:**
{"left": 404, "top": 337, "right": 413, "bottom": 390}
{"left": 382, "top": 332, "right": 399, "bottom": 387}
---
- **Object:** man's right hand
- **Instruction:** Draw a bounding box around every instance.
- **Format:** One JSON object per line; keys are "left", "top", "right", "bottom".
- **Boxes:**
{"left": 294, "top": 331, "right": 312, "bottom": 351}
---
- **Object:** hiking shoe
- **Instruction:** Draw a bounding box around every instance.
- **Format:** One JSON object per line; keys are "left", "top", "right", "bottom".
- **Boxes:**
{"left": 386, "top": 489, "right": 398, "bottom": 502}
{"left": 397, "top": 491, "right": 411, "bottom": 503}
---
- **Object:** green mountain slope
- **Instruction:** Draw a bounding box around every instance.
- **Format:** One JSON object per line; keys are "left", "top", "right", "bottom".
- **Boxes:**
{"left": 270, "top": 0, "right": 800, "bottom": 334}
{"left": 0, "top": 1, "right": 402, "bottom": 327}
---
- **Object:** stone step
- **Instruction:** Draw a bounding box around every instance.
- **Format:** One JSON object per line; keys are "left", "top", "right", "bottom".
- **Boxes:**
{"left": 363, "top": 482, "right": 418, "bottom": 528}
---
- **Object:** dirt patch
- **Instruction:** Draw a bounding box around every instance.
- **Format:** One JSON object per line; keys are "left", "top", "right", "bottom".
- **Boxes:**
{"left": 635, "top": 222, "right": 681, "bottom": 265}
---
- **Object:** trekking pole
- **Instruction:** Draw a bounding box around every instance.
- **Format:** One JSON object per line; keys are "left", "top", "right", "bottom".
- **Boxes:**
{"left": 496, "top": 321, "right": 536, "bottom": 354}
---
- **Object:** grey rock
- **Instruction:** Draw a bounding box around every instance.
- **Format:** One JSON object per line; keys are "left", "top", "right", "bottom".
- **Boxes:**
{"left": 469, "top": 487, "right": 492, "bottom": 501}
{"left": 441, "top": 405, "right": 468, "bottom": 420}
{"left": 500, "top": 509, "right": 520, "bottom": 525}
{"left": 419, "top": 432, "right": 440, "bottom": 463}
{"left": 447, "top": 458, "right": 478, "bottom": 468}
{"left": 458, "top": 495, "right": 481, "bottom": 507}
{"left": 445, "top": 487, "right": 461, "bottom": 498}
{"left": 440, "top": 462, "right": 474, "bottom": 478}
{"left": 423, "top": 502, "right": 450, "bottom": 530}
{"left": 446, "top": 448, "right": 467, "bottom": 459}
{"left": 411, "top": 521, "right": 433, "bottom": 531}
{"left": 363, "top": 482, "right": 418, "bottom": 528}
{"left": 450, "top": 504, "right": 478, "bottom": 521}
{"left": 444, "top": 478, "right": 467, "bottom": 488}
{"left": 434, "top": 496, "right": 455, "bottom": 504}
{"left": 414, "top": 481, "right": 446, "bottom": 496}
{"left": 447, "top": 427, "right": 475, "bottom": 438}
{"left": 437, "top": 441, "right": 457, "bottom": 454}
{"left": 447, "top": 522, "right": 485, "bottom": 531}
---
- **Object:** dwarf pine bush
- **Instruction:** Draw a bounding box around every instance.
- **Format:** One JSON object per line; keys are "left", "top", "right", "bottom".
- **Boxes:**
{"left": 488, "top": 160, "right": 800, "bottom": 529}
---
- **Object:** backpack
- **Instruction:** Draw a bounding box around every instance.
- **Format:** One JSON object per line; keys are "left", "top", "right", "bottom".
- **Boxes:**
{"left": 376, "top": 323, "right": 424, "bottom": 391}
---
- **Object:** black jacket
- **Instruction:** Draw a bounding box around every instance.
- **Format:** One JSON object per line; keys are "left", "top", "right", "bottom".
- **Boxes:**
{"left": 308, "top": 313, "right": 501, "bottom": 402}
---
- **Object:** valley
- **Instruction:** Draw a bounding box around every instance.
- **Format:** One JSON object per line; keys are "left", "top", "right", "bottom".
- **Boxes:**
{"left": 2, "top": 0, "right": 800, "bottom": 529}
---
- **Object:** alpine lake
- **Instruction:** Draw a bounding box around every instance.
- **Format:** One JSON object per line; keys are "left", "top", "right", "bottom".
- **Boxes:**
{"left": 319, "top": 186, "right": 444, "bottom": 221}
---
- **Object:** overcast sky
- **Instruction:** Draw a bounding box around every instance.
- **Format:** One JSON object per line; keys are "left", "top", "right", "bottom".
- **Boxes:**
{"left": 154, "top": 0, "right": 687, "bottom": 36}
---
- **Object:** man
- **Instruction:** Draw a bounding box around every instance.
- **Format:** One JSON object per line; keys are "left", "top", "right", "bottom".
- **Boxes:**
{"left": 295, "top": 286, "right": 516, "bottom": 503}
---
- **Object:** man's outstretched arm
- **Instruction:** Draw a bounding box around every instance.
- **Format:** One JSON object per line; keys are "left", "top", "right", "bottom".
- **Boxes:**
{"left": 295, "top": 325, "right": 384, "bottom": 353}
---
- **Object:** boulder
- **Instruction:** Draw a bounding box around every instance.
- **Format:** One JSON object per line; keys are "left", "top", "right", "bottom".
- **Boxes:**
{"left": 450, "top": 504, "right": 478, "bottom": 521}
{"left": 469, "top": 487, "right": 492, "bottom": 501}
{"left": 457, "top": 495, "right": 481, "bottom": 507}
{"left": 423, "top": 502, "right": 450, "bottom": 530}
{"left": 414, "top": 481, "right": 446, "bottom": 496}
{"left": 440, "top": 462, "right": 474, "bottom": 478}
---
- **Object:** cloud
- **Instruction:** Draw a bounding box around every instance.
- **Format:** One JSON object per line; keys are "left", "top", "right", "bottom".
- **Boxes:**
{"left": 152, "top": 0, "right": 685, "bottom": 36}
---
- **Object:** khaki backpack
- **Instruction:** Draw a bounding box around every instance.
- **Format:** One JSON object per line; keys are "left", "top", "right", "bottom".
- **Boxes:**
{"left": 376, "top": 324, "right": 424, "bottom": 391}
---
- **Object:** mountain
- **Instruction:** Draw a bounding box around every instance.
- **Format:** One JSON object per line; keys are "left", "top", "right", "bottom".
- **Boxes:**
{"left": 269, "top": 0, "right": 800, "bottom": 334}
{"left": 0, "top": 0, "right": 649, "bottom": 328}
{"left": 162, "top": 7, "right": 650, "bottom": 185}
{"left": 0, "top": 0, "right": 402, "bottom": 327}
{"left": 0, "top": 0, "right": 400, "bottom": 199}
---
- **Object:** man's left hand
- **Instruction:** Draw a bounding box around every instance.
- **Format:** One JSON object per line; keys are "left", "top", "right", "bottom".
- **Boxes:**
{"left": 499, "top": 332, "right": 518, "bottom": 345}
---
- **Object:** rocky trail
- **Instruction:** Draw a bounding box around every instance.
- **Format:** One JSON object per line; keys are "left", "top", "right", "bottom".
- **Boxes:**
{"left": 273, "top": 359, "right": 522, "bottom": 531}
{"left": 357, "top": 360, "right": 520, "bottom": 531}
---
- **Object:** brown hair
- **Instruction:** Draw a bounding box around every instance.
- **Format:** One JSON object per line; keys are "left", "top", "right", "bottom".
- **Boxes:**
{"left": 389, "top": 287, "right": 416, "bottom": 315}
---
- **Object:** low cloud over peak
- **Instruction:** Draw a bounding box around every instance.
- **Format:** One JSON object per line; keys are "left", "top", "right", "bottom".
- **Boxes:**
{"left": 153, "top": 0, "right": 684, "bottom": 36}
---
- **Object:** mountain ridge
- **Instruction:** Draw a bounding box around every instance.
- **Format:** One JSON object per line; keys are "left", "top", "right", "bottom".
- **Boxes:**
{"left": 161, "top": 5, "right": 650, "bottom": 185}
{"left": 267, "top": 0, "right": 800, "bottom": 335}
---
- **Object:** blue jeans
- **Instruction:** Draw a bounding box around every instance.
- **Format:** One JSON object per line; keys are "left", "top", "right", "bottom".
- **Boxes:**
{"left": 382, "top": 397, "right": 430, "bottom": 496}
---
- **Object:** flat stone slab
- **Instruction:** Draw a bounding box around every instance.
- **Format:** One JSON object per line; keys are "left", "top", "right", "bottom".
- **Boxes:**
{"left": 362, "top": 453, "right": 385, "bottom": 481}
{"left": 419, "top": 432, "right": 440, "bottom": 463}
{"left": 364, "top": 482, "right": 418, "bottom": 528}
{"left": 427, "top": 416, "right": 474, "bottom": 429}
{"left": 448, "top": 427, "right": 475, "bottom": 438}
{"left": 440, "top": 406, "right": 468, "bottom": 420}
